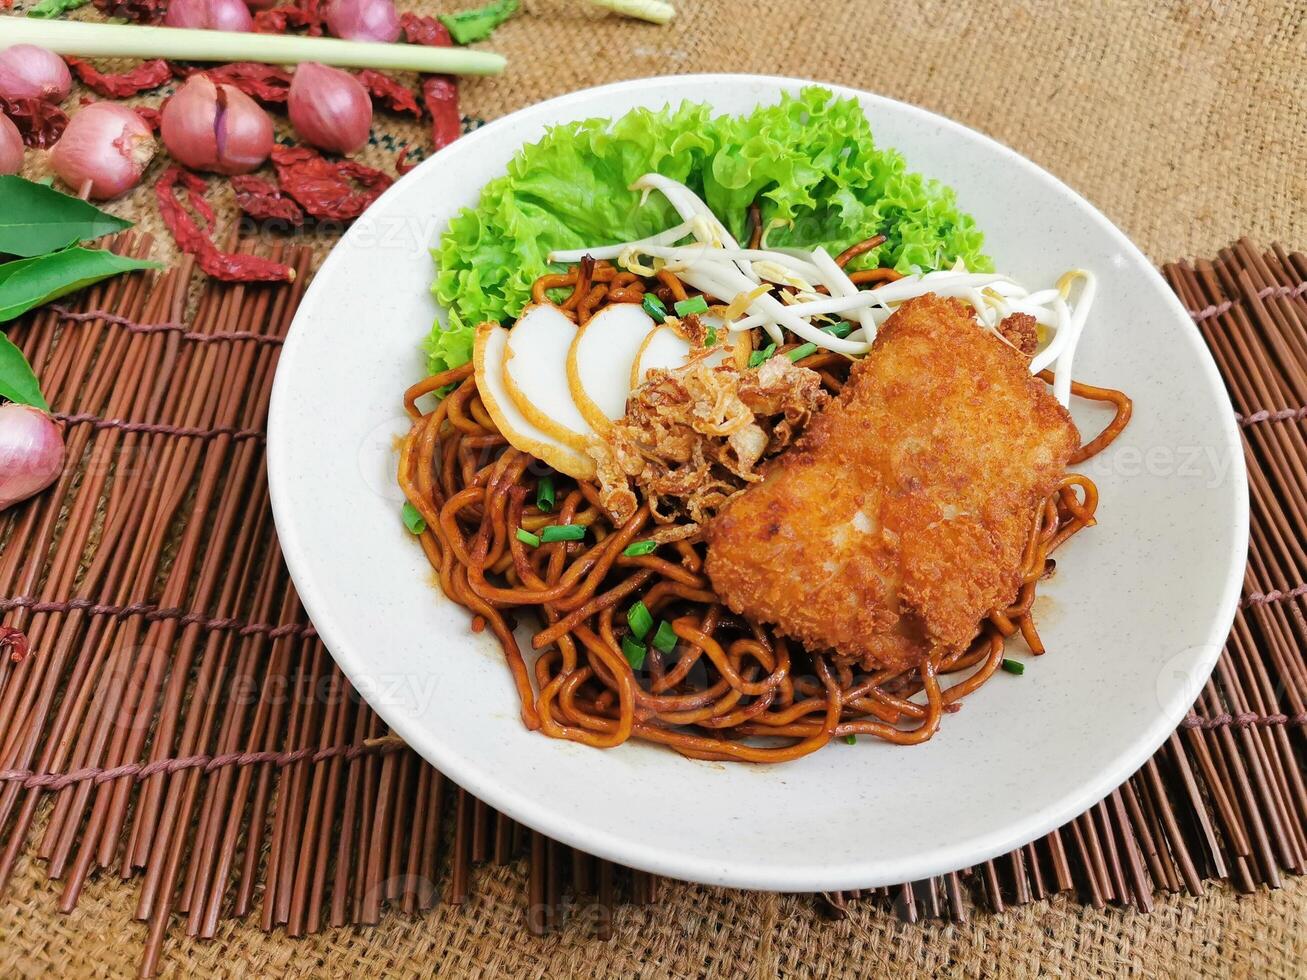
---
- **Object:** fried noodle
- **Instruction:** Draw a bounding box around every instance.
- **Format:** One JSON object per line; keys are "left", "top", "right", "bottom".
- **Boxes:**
{"left": 397, "top": 257, "right": 1132, "bottom": 763}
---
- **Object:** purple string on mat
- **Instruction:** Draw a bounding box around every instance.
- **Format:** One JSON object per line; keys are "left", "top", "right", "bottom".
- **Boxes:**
{"left": 0, "top": 595, "right": 315, "bottom": 639}
{"left": 1234, "top": 406, "right": 1307, "bottom": 426}
{"left": 1186, "top": 280, "right": 1307, "bottom": 322}
{"left": 51, "top": 304, "right": 285, "bottom": 346}
{"left": 1181, "top": 711, "right": 1307, "bottom": 731}
{"left": 54, "top": 411, "right": 265, "bottom": 443}
{"left": 0, "top": 737, "right": 408, "bottom": 792}
{"left": 1242, "top": 583, "right": 1307, "bottom": 608}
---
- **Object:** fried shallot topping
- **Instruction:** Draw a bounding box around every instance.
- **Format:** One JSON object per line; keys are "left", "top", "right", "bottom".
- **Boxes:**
{"left": 998, "top": 312, "right": 1039, "bottom": 356}
{"left": 589, "top": 353, "right": 830, "bottom": 526}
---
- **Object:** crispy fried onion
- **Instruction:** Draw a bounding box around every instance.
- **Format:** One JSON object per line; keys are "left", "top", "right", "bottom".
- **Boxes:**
{"left": 589, "top": 354, "right": 829, "bottom": 526}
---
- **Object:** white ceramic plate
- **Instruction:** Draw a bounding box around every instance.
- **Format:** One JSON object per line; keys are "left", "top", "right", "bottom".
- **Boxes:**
{"left": 267, "top": 75, "right": 1248, "bottom": 891}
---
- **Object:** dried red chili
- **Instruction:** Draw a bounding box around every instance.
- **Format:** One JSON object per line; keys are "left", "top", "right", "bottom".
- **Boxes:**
{"left": 400, "top": 13, "right": 462, "bottom": 152}
{"left": 93, "top": 0, "right": 166, "bottom": 23}
{"left": 65, "top": 57, "right": 172, "bottom": 98}
{"left": 420, "top": 76, "right": 461, "bottom": 151}
{"left": 157, "top": 167, "right": 295, "bottom": 282}
{"left": 271, "top": 144, "right": 392, "bottom": 221}
{"left": 399, "top": 12, "right": 451, "bottom": 46}
{"left": 357, "top": 69, "right": 421, "bottom": 117}
{"left": 395, "top": 145, "right": 417, "bottom": 175}
{"left": 230, "top": 174, "right": 305, "bottom": 226}
{"left": 135, "top": 105, "right": 162, "bottom": 133}
{"left": 253, "top": 0, "right": 326, "bottom": 35}
{"left": 0, "top": 97, "right": 67, "bottom": 149}
{"left": 172, "top": 62, "right": 293, "bottom": 104}
{"left": 0, "top": 626, "right": 28, "bottom": 664}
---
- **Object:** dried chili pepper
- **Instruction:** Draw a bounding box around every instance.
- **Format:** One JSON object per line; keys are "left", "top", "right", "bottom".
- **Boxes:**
{"left": 231, "top": 174, "right": 305, "bottom": 226}
{"left": 172, "top": 62, "right": 293, "bottom": 104}
{"left": 0, "top": 97, "right": 68, "bottom": 149}
{"left": 135, "top": 105, "right": 162, "bottom": 133}
{"left": 253, "top": 0, "right": 326, "bottom": 35}
{"left": 395, "top": 145, "right": 417, "bottom": 175}
{"left": 271, "top": 144, "right": 392, "bottom": 221}
{"left": 420, "top": 76, "right": 461, "bottom": 151}
{"left": 399, "top": 12, "right": 451, "bottom": 46}
{"left": 157, "top": 167, "right": 295, "bottom": 282}
{"left": 402, "top": 14, "right": 463, "bottom": 152}
{"left": 93, "top": 0, "right": 166, "bottom": 23}
{"left": 66, "top": 57, "right": 172, "bottom": 98}
{"left": 0, "top": 627, "right": 28, "bottom": 664}
{"left": 357, "top": 69, "right": 421, "bottom": 117}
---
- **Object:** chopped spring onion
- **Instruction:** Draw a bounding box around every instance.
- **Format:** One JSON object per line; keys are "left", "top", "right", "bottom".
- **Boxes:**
{"left": 535, "top": 475, "right": 555, "bottom": 513}
{"left": 642, "top": 293, "right": 668, "bottom": 323}
{"left": 822, "top": 321, "right": 853, "bottom": 339}
{"left": 401, "top": 502, "right": 426, "bottom": 535}
{"left": 651, "top": 620, "right": 677, "bottom": 654}
{"left": 622, "top": 540, "right": 657, "bottom": 557}
{"left": 842, "top": 734, "right": 857, "bottom": 745}
{"left": 621, "top": 634, "right": 647, "bottom": 669}
{"left": 515, "top": 527, "right": 541, "bottom": 548}
{"left": 674, "top": 294, "right": 709, "bottom": 316}
{"left": 1001, "top": 658, "right": 1025, "bottom": 675}
{"left": 786, "top": 342, "right": 818, "bottom": 362}
{"left": 748, "top": 343, "right": 776, "bottom": 368}
{"left": 627, "top": 600, "right": 653, "bottom": 640}
{"left": 704, "top": 325, "right": 718, "bottom": 346}
{"left": 539, "top": 523, "right": 585, "bottom": 543}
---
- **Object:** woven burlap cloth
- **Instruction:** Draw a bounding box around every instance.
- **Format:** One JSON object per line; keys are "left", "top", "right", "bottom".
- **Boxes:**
{"left": 4, "top": 0, "right": 1305, "bottom": 976}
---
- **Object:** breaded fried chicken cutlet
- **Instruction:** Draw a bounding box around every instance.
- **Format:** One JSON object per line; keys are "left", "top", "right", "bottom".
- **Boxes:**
{"left": 705, "top": 294, "right": 1080, "bottom": 672}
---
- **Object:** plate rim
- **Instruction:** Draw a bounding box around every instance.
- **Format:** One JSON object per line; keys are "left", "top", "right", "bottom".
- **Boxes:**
{"left": 267, "top": 72, "right": 1249, "bottom": 891}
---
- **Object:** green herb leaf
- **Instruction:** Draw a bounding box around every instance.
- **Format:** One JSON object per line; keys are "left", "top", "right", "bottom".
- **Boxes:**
{"left": 0, "top": 177, "right": 133, "bottom": 258}
{"left": 673, "top": 294, "right": 708, "bottom": 316}
{"left": 535, "top": 475, "right": 555, "bottom": 513}
{"left": 1000, "top": 658, "right": 1025, "bottom": 675}
{"left": 622, "top": 540, "right": 657, "bottom": 557}
{"left": 0, "top": 248, "right": 160, "bottom": 325}
{"left": 515, "top": 527, "right": 541, "bottom": 548}
{"left": 26, "top": 0, "right": 89, "bottom": 17}
{"left": 642, "top": 293, "right": 667, "bottom": 323}
{"left": 0, "top": 333, "right": 49, "bottom": 411}
{"left": 651, "top": 620, "right": 677, "bottom": 654}
{"left": 539, "top": 523, "right": 585, "bottom": 543}
{"left": 438, "top": 0, "right": 519, "bottom": 44}
{"left": 401, "top": 501, "right": 427, "bottom": 534}
{"left": 822, "top": 321, "right": 853, "bottom": 339}
{"left": 620, "top": 635, "right": 646, "bottom": 670}
{"left": 842, "top": 734, "right": 857, "bottom": 745}
{"left": 747, "top": 343, "right": 777, "bottom": 368}
{"left": 786, "top": 342, "right": 818, "bottom": 362}
{"left": 626, "top": 600, "right": 653, "bottom": 640}
{"left": 428, "top": 86, "right": 991, "bottom": 372}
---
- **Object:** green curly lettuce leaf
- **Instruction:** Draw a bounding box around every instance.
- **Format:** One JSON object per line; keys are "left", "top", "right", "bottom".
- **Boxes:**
{"left": 426, "top": 86, "right": 989, "bottom": 373}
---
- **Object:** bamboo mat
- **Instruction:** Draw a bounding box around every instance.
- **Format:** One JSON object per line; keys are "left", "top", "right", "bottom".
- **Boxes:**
{"left": 0, "top": 238, "right": 1303, "bottom": 976}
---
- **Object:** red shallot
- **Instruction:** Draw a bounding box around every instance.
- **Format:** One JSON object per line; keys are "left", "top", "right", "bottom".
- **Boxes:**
{"left": 0, "top": 404, "right": 65, "bottom": 512}
{"left": 161, "top": 74, "right": 273, "bottom": 175}
{"left": 0, "top": 45, "right": 72, "bottom": 103}
{"left": 164, "top": 0, "right": 254, "bottom": 30}
{"left": 288, "top": 62, "right": 371, "bottom": 156}
{"left": 50, "top": 102, "right": 156, "bottom": 200}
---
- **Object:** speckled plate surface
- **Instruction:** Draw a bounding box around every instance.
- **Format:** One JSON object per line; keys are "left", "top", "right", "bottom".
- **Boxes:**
{"left": 267, "top": 75, "right": 1248, "bottom": 891}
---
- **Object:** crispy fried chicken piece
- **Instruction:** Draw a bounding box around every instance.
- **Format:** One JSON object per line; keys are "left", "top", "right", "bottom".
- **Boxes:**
{"left": 705, "top": 295, "right": 1080, "bottom": 671}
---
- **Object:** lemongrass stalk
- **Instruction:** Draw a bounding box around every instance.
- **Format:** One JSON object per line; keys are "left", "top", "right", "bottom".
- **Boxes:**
{"left": 0, "top": 16, "right": 506, "bottom": 75}
{"left": 589, "top": 0, "right": 675, "bottom": 25}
